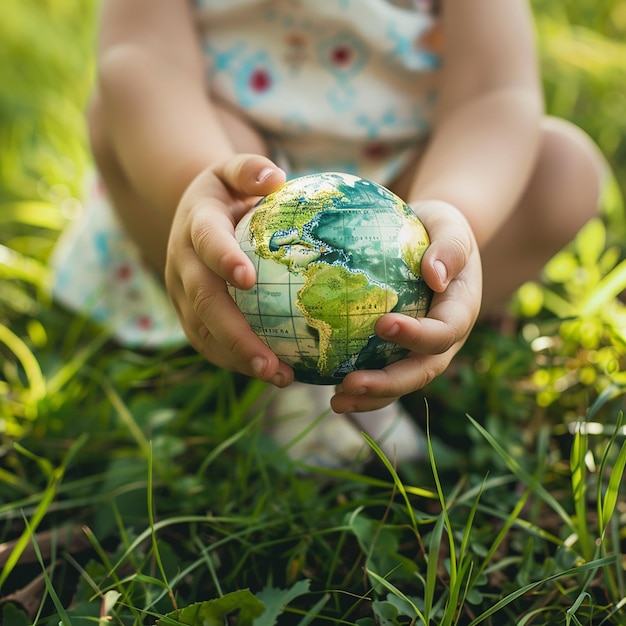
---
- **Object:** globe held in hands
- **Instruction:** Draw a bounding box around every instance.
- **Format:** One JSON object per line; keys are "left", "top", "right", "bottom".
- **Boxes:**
{"left": 228, "top": 172, "right": 432, "bottom": 385}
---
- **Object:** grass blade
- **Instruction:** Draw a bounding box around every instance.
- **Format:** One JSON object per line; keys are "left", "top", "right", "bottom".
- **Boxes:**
{"left": 570, "top": 427, "right": 593, "bottom": 560}
{"left": 365, "top": 567, "right": 427, "bottom": 624}
{"left": 598, "top": 416, "right": 626, "bottom": 533}
{"left": 0, "top": 436, "right": 86, "bottom": 588}
{"left": 0, "top": 323, "right": 46, "bottom": 405}
{"left": 467, "top": 415, "right": 574, "bottom": 529}
{"left": 423, "top": 512, "right": 445, "bottom": 623}
{"left": 467, "top": 555, "right": 618, "bottom": 625}
{"left": 20, "top": 515, "right": 72, "bottom": 626}
{"left": 362, "top": 433, "right": 419, "bottom": 532}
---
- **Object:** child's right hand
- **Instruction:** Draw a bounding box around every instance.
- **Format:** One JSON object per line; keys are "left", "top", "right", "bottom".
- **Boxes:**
{"left": 165, "top": 153, "right": 294, "bottom": 388}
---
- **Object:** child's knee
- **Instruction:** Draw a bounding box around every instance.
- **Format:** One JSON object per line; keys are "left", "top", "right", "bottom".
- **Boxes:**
{"left": 543, "top": 118, "right": 603, "bottom": 217}
{"left": 87, "top": 90, "right": 116, "bottom": 172}
{"left": 531, "top": 118, "right": 603, "bottom": 244}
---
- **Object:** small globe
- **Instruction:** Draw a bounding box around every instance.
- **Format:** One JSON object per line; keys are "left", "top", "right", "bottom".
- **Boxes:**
{"left": 228, "top": 172, "right": 432, "bottom": 385}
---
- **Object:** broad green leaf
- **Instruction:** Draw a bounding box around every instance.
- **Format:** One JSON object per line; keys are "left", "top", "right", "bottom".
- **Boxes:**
{"left": 254, "top": 580, "right": 311, "bottom": 626}
{"left": 580, "top": 258, "right": 626, "bottom": 315}
{"left": 371, "top": 600, "right": 403, "bottom": 626}
{"left": 383, "top": 593, "right": 423, "bottom": 621}
{"left": 158, "top": 590, "right": 265, "bottom": 626}
{"left": 575, "top": 217, "right": 606, "bottom": 267}
{"left": 544, "top": 251, "right": 579, "bottom": 284}
{"left": 1, "top": 604, "right": 30, "bottom": 626}
{"left": 0, "top": 201, "right": 68, "bottom": 229}
{"left": 516, "top": 281, "right": 544, "bottom": 317}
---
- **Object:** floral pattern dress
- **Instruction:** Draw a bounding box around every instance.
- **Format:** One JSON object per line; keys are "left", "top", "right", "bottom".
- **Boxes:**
{"left": 52, "top": 0, "right": 441, "bottom": 348}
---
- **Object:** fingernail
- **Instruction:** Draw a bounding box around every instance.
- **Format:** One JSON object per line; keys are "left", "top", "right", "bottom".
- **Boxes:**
{"left": 257, "top": 167, "right": 276, "bottom": 183}
{"left": 233, "top": 264, "right": 247, "bottom": 287}
{"left": 384, "top": 323, "right": 400, "bottom": 338}
{"left": 250, "top": 356, "right": 268, "bottom": 378}
{"left": 434, "top": 259, "right": 448, "bottom": 286}
{"left": 350, "top": 387, "right": 367, "bottom": 396}
{"left": 270, "top": 371, "right": 286, "bottom": 387}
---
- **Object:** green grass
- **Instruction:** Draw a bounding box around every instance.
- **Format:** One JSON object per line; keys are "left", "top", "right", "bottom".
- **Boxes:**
{"left": 2, "top": 0, "right": 626, "bottom": 624}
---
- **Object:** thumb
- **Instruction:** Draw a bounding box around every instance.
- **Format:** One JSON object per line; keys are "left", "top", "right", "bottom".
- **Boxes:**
{"left": 213, "top": 153, "right": 286, "bottom": 198}
{"left": 410, "top": 200, "right": 478, "bottom": 293}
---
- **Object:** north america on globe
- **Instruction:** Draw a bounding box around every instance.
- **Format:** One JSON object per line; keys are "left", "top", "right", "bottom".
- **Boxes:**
{"left": 228, "top": 172, "right": 433, "bottom": 385}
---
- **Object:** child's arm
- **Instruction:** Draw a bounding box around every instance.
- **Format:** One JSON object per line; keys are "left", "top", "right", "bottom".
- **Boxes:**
{"left": 409, "top": 0, "right": 544, "bottom": 246}
{"left": 93, "top": 0, "right": 293, "bottom": 386}
{"left": 94, "top": 0, "right": 235, "bottom": 215}
{"left": 332, "top": 0, "right": 542, "bottom": 412}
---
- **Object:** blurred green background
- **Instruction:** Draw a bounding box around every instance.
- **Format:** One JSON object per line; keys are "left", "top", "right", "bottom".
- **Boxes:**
{"left": 0, "top": 0, "right": 626, "bottom": 227}
{"left": 1, "top": 0, "right": 625, "bottom": 255}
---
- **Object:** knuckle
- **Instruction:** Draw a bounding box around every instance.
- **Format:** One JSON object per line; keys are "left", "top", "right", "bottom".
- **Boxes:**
{"left": 227, "top": 333, "right": 249, "bottom": 360}
{"left": 380, "top": 370, "right": 402, "bottom": 397}
{"left": 217, "top": 250, "right": 242, "bottom": 281}
{"left": 192, "top": 322, "right": 229, "bottom": 369}
{"left": 421, "top": 365, "right": 439, "bottom": 388}
{"left": 192, "top": 286, "right": 218, "bottom": 320}
{"left": 439, "top": 326, "right": 459, "bottom": 353}
{"left": 447, "top": 233, "right": 470, "bottom": 267}
{"left": 195, "top": 320, "right": 213, "bottom": 345}
{"left": 190, "top": 217, "right": 215, "bottom": 256}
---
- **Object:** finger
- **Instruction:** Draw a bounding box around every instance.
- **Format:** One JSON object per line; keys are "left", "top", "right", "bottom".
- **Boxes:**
{"left": 186, "top": 156, "right": 286, "bottom": 288}
{"left": 188, "top": 202, "right": 257, "bottom": 289}
{"left": 174, "top": 251, "right": 293, "bottom": 386}
{"left": 213, "top": 153, "right": 286, "bottom": 198}
{"left": 339, "top": 296, "right": 477, "bottom": 403}
{"left": 181, "top": 292, "right": 293, "bottom": 387}
{"left": 375, "top": 312, "right": 465, "bottom": 356}
{"left": 337, "top": 350, "right": 453, "bottom": 407}
{"left": 410, "top": 200, "right": 478, "bottom": 293}
{"left": 331, "top": 388, "right": 400, "bottom": 414}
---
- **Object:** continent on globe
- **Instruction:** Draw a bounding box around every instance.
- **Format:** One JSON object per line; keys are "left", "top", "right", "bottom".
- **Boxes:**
{"left": 228, "top": 172, "right": 433, "bottom": 385}
{"left": 297, "top": 263, "right": 398, "bottom": 378}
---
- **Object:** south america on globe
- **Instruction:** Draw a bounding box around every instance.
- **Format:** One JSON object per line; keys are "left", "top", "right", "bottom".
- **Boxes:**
{"left": 228, "top": 172, "right": 433, "bottom": 385}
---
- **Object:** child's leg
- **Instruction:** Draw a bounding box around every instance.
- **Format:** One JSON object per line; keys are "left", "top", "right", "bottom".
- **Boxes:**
{"left": 479, "top": 117, "right": 604, "bottom": 314}
{"left": 264, "top": 382, "right": 425, "bottom": 467}
{"left": 392, "top": 116, "right": 604, "bottom": 315}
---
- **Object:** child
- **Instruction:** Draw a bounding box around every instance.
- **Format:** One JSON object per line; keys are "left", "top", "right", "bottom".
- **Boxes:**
{"left": 53, "top": 0, "right": 603, "bottom": 464}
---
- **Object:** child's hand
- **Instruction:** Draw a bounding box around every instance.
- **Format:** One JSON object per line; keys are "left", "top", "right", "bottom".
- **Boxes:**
{"left": 331, "top": 200, "right": 482, "bottom": 413}
{"left": 165, "top": 153, "right": 294, "bottom": 387}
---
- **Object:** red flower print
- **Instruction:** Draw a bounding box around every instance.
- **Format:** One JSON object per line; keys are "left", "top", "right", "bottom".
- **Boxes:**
{"left": 249, "top": 67, "right": 272, "bottom": 92}
{"left": 363, "top": 142, "right": 390, "bottom": 160}
{"left": 116, "top": 264, "right": 133, "bottom": 281}
{"left": 331, "top": 45, "right": 352, "bottom": 66}
{"left": 136, "top": 315, "right": 153, "bottom": 330}
{"left": 94, "top": 177, "right": 107, "bottom": 198}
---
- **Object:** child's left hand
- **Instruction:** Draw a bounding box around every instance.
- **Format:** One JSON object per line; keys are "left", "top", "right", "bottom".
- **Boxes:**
{"left": 331, "top": 200, "right": 482, "bottom": 413}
